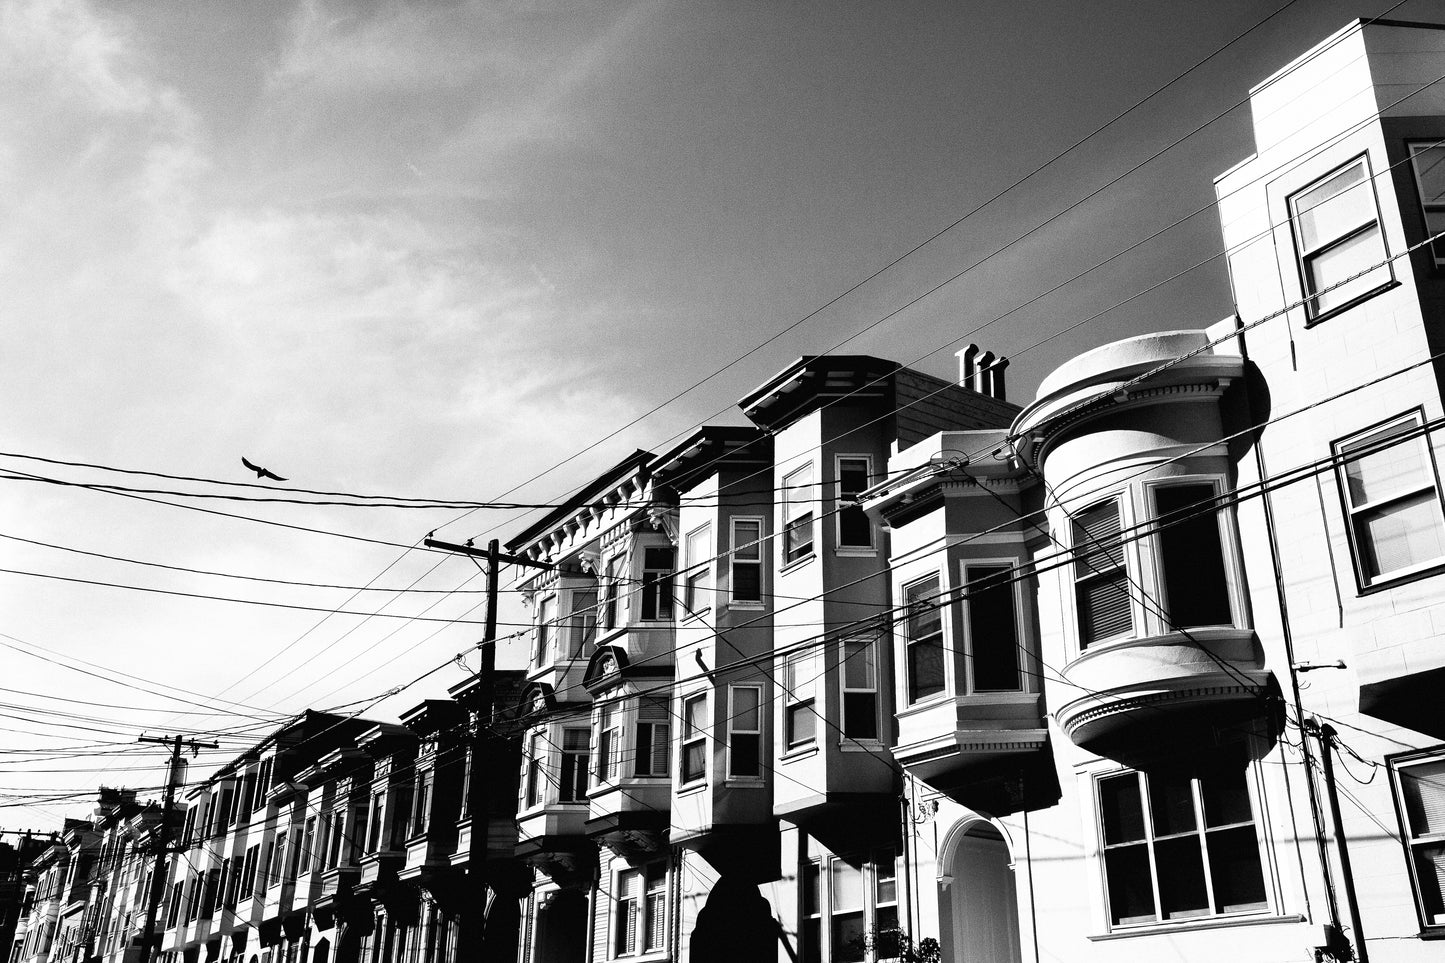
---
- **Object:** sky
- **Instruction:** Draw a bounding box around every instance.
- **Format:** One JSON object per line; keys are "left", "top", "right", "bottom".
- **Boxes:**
{"left": 3, "top": 0, "right": 1441, "bottom": 819}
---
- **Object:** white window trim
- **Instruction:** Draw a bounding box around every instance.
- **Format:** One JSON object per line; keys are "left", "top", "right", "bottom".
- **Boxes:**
{"left": 726, "top": 684, "right": 765, "bottom": 781}
{"left": 682, "top": 523, "right": 713, "bottom": 620}
{"left": 959, "top": 557, "right": 1030, "bottom": 696}
{"left": 638, "top": 546, "right": 674, "bottom": 622}
{"left": 1407, "top": 140, "right": 1445, "bottom": 268}
{"left": 594, "top": 703, "right": 621, "bottom": 788}
{"left": 1332, "top": 410, "right": 1445, "bottom": 591}
{"left": 899, "top": 570, "right": 952, "bottom": 707}
{"left": 1387, "top": 745, "right": 1445, "bottom": 933}
{"left": 1286, "top": 152, "right": 1394, "bottom": 322}
{"left": 834, "top": 453, "right": 877, "bottom": 555}
{"left": 1067, "top": 492, "right": 1139, "bottom": 655}
{"left": 535, "top": 594, "right": 558, "bottom": 667}
{"left": 1078, "top": 744, "right": 1279, "bottom": 937}
{"left": 728, "top": 515, "right": 766, "bottom": 610}
{"left": 837, "top": 636, "right": 881, "bottom": 743}
{"left": 679, "top": 692, "right": 709, "bottom": 786}
{"left": 810, "top": 850, "right": 901, "bottom": 963}
{"left": 1138, "top": 475, "right": 1246, "bottom": 635}
{"left": 781, "top": 649, "right": 821, "bottom": 752}
{"left": 782, "top": 463, "right": 817, "bottom": 568}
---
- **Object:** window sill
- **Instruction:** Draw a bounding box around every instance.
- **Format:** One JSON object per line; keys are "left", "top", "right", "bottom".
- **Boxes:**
{"left": 1301, "top": 279, "right": 1399, "bottom": 327}
{"left": 681, "top": 608, "right": 711, "bottom": 624}
{"left": 724, "top": 775, "right": 765, "bottom": 786}
{"left": 1087, "top": 912, "right": 1302, "bottom": 941}
{"left": 675, "top": 781, "right": 708, "bottom": 798}
{"left": 835, "top": 546, "right": 878, "bottom": 557}
{"left": 727, "top": 601, "right": 765, "bottom": 612}
{"left": 839, "top": 738, "right": 885, "bottom": 752}
{"left": 780, "top": 743, "right": 819, "bottom": 763}
{"left": 779, "top": 554, "right": 816, "bottom": 575}
{"left": 1357, "top": 556, "right": 1445, "bottom": 595}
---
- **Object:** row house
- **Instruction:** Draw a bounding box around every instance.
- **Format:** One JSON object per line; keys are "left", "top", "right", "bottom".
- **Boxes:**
{"left": 9, "top": 820, "right": 98, "bottom": 963}
{"left": 1, "top": 835, "right": 53, "bottom": 963}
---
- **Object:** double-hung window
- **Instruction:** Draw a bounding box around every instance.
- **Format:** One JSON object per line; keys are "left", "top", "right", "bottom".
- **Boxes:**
{"left": 571, "top": 589, "right": 598, "bottom": 654}
{"left": 812, "top": 851, "right": 899, "bottom": 963}
{"left": 683, "top": 525, "right": 712, "bottom": 614}
{"left": 535, "top": 595, "right": 557, "bottom": 665}
{"left": 727, "top": 684, "right": 763, "bottom": 777}
{"left": 411, "top": 770, "right": 432, "bottom": 838}
{"left": 1389, "top": 749, "right": 1445, "bottom": 931}
{"left": 903, "top": 576, "right": 945, "bottom": 704}
{"left": 635, "top": 699, "right": 670, "bottom": 777}
{"left": 1408, "top": 141, "right": 1445, "bottom": 266}
{"left": 783, "top": 650, "right": 819, "bottom": 748}
{"left": 1335, "top": 414, "right": 1445, "bottom": 586}
{"left": 301, "top": 817, "right": 317, "bottom": 875}
{"left": 784, "top": 464, "right": 816, "bottom": 564}
{"left": 602, "top": 556, "right": 623, "bottom": 629}
{"left": 1153, "top": 483, "right": 1233, "bottom": 627}
{"left": 525, "top": 735, "right": 546, "bottom": 809}
{"left": 963, "top": 564, "right": 1022, "bottom": 692}
{"left": 595, "top": 705, "right": 620, "bottom": 785}
{"left": 729, "top": 517, "right": 764, "bottom": 605}
{"left": 1097, "top": 745, "right": 1268, "bottom": 928}
{"left": 1289, "top": 156, "right": 1391, "bottom": 319}
{"left": 836, "top": 456, "right": 874, "bottom": 550}
{"left": 615, "top": 863, "right": 667, "bottom": 957}
{"left": 1073, "top": 498, "right": 1133, "bottom": 647}
{"left": 639, "top": 547, "right": 674, "bottom": 621}
{"left": 840, "top": 638, "right": 879, "bottom": 739}
{"left": 681, "top": 694, "right": 708, "bottom": 784}
{"left": 560, "top": 728, "right": 590, "bottom": 802}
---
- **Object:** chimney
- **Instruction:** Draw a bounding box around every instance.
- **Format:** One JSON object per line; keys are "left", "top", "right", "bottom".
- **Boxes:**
{"left": 957, "top": 344, "right": 980, "bottom": 389}
{"left": 975, "top": 351, "right": 996, "bottom": 393}
{"left": 984, "top": 355, "right": 1009, "bottom": 401}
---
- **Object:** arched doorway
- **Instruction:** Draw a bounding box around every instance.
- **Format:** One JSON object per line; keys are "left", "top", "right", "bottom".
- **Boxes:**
{"left": 533, "top": 889, "right": 586, "bottom": 963}
{"left": 939, "top": 823, "right": 1022, "bottom": 963}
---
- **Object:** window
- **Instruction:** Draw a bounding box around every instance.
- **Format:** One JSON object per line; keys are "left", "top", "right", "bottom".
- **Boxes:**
{"left": 1097, "top": 745, "right": 1267, "bottom": 928}
{"left": 801, "top": 861, "right": 821, "bottom": 963}
{"left": 602, "top": 556, "right": 623, "bottom": 629}
{"left": 830, "top": 859, "right": 865, "bottom": 962}
{"left": 730, "top": 517, "right": 764, "bottom": 605}
{"left": 302, "top": 817, "right": 317, "bottom": 874}
{"left": 1390, "top": 749, "right": 1445, "bottom": 931}
{"left": 640, "top": 547, "right": 674, "bottom": 621}
{"left": 560, "top": 728, "right": 590, "bottom": 803}
{"left": 683, "top": 525, "right": 712, "bottom": 614}
{"left": 784, "top": 464, "right": 816, "bottom": 563}
{"left": 1408, "top": 141, "right": 1445, "bottom": 266}
{"left": 841, "top": 638, "right": 878, "bottom": 739}
{"left": 1073, "top": 498, "right": 1133, "bottom": 647}
{"left": 1154, "top": 484, "right": 1233, "bottom": 627}
{"left": 963, "top": 564, "right": 1022, "bottom": 692}
{"left": 241, "top": 845, "right": 259, "bottom": 899}
{"left": 813, "top": 852, "right": 898, "bottom": 963}
{"left": 166, "top": 881, "right": 183, "bottom": 927}
{"left": 525, "top": 734, "right": 546, "bottom": 809}
{"left": 570, "top": 589, "right": 598, "bottom": 654}
{"left": 596, "top": 704, "right": 620, "bottom": 784}
{"left": 535, "top": 595, "right": 557, "bottom": 665}
{"left": 681, "top": 694, "right": 708, "bottom": 784}
{"left": 635, "top": 699, "right": 670, "bottom": 777}
{"left": 783, "top": 650, "right": 819, "bottom": 748}
{"left": 728, "top": 685, "right": 763, "bottom": 778}
{"left": 412, "top": 770, "right": 432, "bottom": 837}
{"left": 255, "top": 758, "right": 273, "bottom": 812}
{"left": 268, "top": 833, "right": 287, "bottom": 887}
{"left": 615, "top": 863, "right": 667, "bottom": 957}
{"left": 903, "top": 576, "right": 945, "bottom": 704}
{"left": 1335, "top": 414, "right": 1445, "bottom": 586}
{"left": 1290, "top": 156, "right": 1391, "bottom": 319}
{"left": 390, "top": 784, "right": 412, "bottom": 847}
{"left": 836, "top": 456, "right": 874, "bottom": 550}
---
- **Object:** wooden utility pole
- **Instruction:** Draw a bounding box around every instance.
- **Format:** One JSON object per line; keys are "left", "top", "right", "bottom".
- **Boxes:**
{"left": 135, "top": 734, "right": 219, "bottom": 963}
{"left": 423, "top": 536, "right": 551, "bottom": 953}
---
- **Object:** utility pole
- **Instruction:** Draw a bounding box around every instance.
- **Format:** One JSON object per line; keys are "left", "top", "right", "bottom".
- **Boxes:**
{"left": 423, "top": 536, "right": 551, "bottom": 952}
{"left": 135, "top": 734, "right": 219, "bottom": 963}
{"left": 1304, "top": 717, "right": 1368, "bottom": 963}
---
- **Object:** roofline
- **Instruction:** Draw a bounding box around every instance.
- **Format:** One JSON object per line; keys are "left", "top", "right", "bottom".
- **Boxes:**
{"left": 504, "top": 449, "right": 654, "bottom": 553}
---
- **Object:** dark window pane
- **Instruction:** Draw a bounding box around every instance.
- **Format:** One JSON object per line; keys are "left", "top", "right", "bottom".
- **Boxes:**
{"left": 1105, "top": 844, "right": 1156, "bottom": 925}
{"left": 801, "top": 920, "right": 821, "bottom": 963}
{"left": 787, "top": 703, "right": 816, "bottom": 746}
{"left": 842, "top": 693, "right": 877, "bottom": 740}
{"left": 683, "top": 742, "right": 706, "bottom": 783}
{"left": 802, "top": 861, "right": 819, "bottom": 916}
{"left": 1079, "top": 574, "right": 1132, "bottom": 645}
{"left": 1206, "top": 826, "right": 1268, "bottom": 914}
{"left": 907, "top": 639, "right": 945, "bottom": 702}
{"left": 1156, "top": 485, "right": 1232, "bottom": 628}
{"left": 832, "top": 911, "right": 866, "bottom": 963}
{"left": 968, "top": 565, "right": 1021, "bottom": 691}
{"left": 1155, "top": 836, "right": 1210, "bottom": 920}
{"left": 1148, "top": 767, "right": 1198, "bottom": 837}
{"left": 733, "top": 563, "right": 762, "bottom": 602}
{"left": 731, "top": 733, "right": 760, "bottom": 777}
{"left": 1199, "top": 752, "right": 1254, "bottom": 828}
{"left": 1411, "top": 843, "right": 1445, "bottom": 924}
{"left": 1100, "top": 775, "right": 1145, "bottom": 844}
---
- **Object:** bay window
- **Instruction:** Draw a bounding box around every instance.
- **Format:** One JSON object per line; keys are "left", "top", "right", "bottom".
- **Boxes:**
{"left": 784, "top": 464, "right": 816, "bottom": 563}
{"left": 903, "top": 576, "right": 945, "bottom": 704}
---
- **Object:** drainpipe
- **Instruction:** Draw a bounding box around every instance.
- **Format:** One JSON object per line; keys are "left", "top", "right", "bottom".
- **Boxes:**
{"left": 898, "top": 781, "right": 915, "bottom": 950}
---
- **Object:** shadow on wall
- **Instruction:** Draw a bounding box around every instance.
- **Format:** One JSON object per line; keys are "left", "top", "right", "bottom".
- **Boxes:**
{"left": 689, "top": 877, "right": 780, "bottom": 963}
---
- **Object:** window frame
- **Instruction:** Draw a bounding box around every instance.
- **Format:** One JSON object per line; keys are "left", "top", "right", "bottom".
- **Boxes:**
{"left": 601, "top": 555, "right": 623, "bottom": 630}
{"left": 682, "top": 523, "right": 713, "bottom": 616}
{"left": 901, "top": 573, "right": 948, "bottom": 706}
{"left": 783, "top": 463, "right": 817, "bottom": 566}
{"left": 1333, "top": 410, "right": 1445, "bottom": 592}
{"left": 727, "top": 684, "right": 764, "bottom": 779}
{"left": 639, "top": 546, "right": 675, "bottom": 622}
{"left": 839, "top": 637, "right": 880, "bottom": 741}
{"left": 535, "top": 594, "right": 558, "bottom": 666}
{"left": 612, "top": 862, "right": 667, "bottom": 958}
{"left": 835, "top": 454, "right": 877, "bottom": 553}
{"left": 960, "top": 559, "right": 1027, "bottom": 695}
{"left": 1287, "top": 153, "right": 1394, "bottom": 323}
{"left": 782, "top": 649, "right": 820, "bottom": 750}
{"left": 728, "top": 516, "right": 766, "bottom": 608}
{"left": 1071, "top": 495, "right": 1136, "bottom": 650}
{"left": 1386, "top": 744, "right": 1445, "bottom": 936}
{"left": 1091, "top": 745, "right": 1272, "bottom": 933}
{"left": 1407, "top": 140, "right": 1445, "bottom": 268}
{"left": 807, "top": 850, "right": 901, "bottom": 963}
{"left": 570, "top": 588, "right": 599, "bottom": 655}
{"left": 560, "top": 727, "right": 591, "bottom": 803}
{"left": 680, "top": 693, "right": 709, "bottom": 785}
{"left": 1143, "top": 477, "right": 1240, "bottom": 631}
{"left": 595, "top": 703, "right": 620, "bottom": 787}
{"left": 634, "top": 699, "right": 671, "bottom": 778}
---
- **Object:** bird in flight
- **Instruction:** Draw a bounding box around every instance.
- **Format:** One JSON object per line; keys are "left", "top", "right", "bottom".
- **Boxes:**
{"left": 241, "top": 457, "right": 288, "bottom": 482}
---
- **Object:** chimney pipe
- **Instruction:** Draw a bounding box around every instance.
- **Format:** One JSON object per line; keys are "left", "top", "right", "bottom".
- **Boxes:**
{"left": 975, "top": 351, "right": 996, "bottom": 394}
{"left": 958, "top": 344, "right": 980, "bottom": 389}
{"left": 986, "top": 356, "right": 1009, "bottom": 400}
